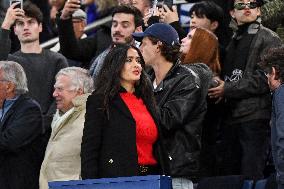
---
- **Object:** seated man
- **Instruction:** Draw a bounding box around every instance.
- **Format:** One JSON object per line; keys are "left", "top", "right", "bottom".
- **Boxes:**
{"left": 39, "top": 67, "right": 94, "bottom": 189}
{"left": 0, "top": 61, "right": 45, "bottom": 189}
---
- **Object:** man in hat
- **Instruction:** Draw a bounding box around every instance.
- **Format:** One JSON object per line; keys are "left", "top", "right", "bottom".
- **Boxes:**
{"left": 133, "top": 23, "right": 206, "bottom": 189}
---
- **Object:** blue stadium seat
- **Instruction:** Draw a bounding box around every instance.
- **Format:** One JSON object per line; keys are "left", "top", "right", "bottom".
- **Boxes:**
{"left": 48, "top": 175, "right": 172, "bottom": 189}
{"left": 242, "top": 180, "right": 253, "bottom": 189}
{"left": 254, "top": 179, "right": 267, "bottom": 189}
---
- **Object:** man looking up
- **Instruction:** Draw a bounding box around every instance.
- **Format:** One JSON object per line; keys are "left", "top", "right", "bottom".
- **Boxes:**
{"left": 0, "top": 1, "right": 68, "bottom": 138}
{"left": 208, "top": 0, "right": 282, "bottom": 179}
{"left": 57, "top": 2, "right": 143, "bottom": 78}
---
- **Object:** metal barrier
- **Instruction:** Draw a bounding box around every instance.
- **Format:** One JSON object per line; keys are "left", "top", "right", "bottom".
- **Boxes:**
{"left": 40, "top": 0, "right": 190, "bottom": 49}
{"left": 40, "top": 15, "right": 112, "bottom": 49}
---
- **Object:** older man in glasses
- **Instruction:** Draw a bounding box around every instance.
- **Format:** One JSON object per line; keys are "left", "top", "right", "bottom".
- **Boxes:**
{"left": 208, "top": 0, "right": 282, "bottom": 180}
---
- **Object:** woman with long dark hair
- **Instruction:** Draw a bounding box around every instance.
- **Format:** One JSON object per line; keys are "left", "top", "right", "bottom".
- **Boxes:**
{"left": 81, "top": 44, "right": 164, "bottom": 179}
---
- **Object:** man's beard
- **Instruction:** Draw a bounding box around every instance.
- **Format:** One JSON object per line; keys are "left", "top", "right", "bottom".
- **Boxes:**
{"left": 113, "top": 35, "right": 134, "bottom": 45}
{"left": 21, "top": 37, "right": 38, "bottom": 44}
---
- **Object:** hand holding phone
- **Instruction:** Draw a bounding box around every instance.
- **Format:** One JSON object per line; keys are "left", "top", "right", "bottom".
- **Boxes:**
{"left": 60, "top": 0, "right": 81, "bottom": 20}
{"left": 2, "top": 0, "right": 24, "bottom": 29}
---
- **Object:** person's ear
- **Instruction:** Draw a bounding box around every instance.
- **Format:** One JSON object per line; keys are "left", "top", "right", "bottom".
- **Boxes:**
{"left": 39, "top": 23, "right": 43, "bottom": 33}
{"left": 77, "top": 88, "right": 84, "bottom": 95}
{"left": 14, "top": 25, "right": 19, "bottom": 36}
{"left": 256, "top": 7, "right": 261, "bottom": 17}
{"left": 230, "top": 10, "right": 235, "bottom": 19}
{"left": 272, "top": 67, "right": 280, "bottom": 80}
{"left": 6, "top": 82, "right": 15, "bottom": 94}
{"left": 135, "top": 26, "right": 143, "bottom": 32}
{"left": 210, "top": 21, "right": 219, "bottom": 32}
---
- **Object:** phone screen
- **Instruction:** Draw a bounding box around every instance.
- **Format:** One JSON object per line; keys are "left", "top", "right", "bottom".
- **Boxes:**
{"left": 10, "top": 0, "right": 22, "bottom": 9}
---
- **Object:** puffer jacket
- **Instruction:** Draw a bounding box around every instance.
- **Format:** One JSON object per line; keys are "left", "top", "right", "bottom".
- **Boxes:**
{"left": 149, "top": 62, "right": 207, "bottom": 180}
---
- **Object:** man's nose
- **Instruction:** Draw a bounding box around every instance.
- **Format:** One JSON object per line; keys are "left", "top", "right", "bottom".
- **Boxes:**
{"left": 53, "top": 90, "right": 58, "bottom": 97}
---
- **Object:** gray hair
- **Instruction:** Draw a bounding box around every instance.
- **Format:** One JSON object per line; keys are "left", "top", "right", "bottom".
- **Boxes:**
{"left": 56, "top": 67, "right": 94, "bottom": 93}
{"left": 0, "top": 61, "right": 28, "bottom": 95}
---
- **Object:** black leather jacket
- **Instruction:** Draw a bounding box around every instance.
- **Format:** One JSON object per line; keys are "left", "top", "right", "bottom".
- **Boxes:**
{"left": 223, "top": 22, "right": 282, "bottom": 123}
{"left": 149, "top": 63, "right": 207, "bottom": 180}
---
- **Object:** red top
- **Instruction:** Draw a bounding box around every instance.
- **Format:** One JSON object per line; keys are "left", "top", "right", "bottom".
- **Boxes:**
{"left": 120, "top": 92, "right": 158, "bottom": 165}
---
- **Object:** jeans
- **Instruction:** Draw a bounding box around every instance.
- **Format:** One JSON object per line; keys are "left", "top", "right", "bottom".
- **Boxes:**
{"left": 172, "top": 178, "right": 194, "bottom": 189}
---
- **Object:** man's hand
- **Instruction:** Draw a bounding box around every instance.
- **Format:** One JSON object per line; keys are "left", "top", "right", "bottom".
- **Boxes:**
{"left": 208, "top": 79, "right": 225, "bottom": 99}
{"left": 143, "top": 7, "right": 160, "bottom": 27}
{"left": 1, "top": 3, "right": 24, "bottom": 30}
{"left": 159, "top": 5, "right": 179, "bottom": 24}
{"left": 60, "top": 0, "right": 81, "bottom": 20}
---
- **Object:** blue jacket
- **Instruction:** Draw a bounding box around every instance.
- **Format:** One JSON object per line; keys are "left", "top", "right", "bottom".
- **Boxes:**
{"left": 271, "top": 84, "right": 284, "bottom": 185}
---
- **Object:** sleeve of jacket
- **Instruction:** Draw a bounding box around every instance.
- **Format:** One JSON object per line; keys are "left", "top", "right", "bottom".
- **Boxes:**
{"left": 170, "top": 21, "right": 187, "bottom": 40}
{"left": 274, "top": 87, "right": 284, "bottom": 183}
{"left": 56, "top": 16, "right": 98, "bottom": 63}
{"left": 159, "top": 75, "right": 201, "bottom": 131}
{"left": 81, "top": 93, "right": 106, "bottom": 179}
{"left": 224, "top": 68, "right": 270, "bottom": 99}
{"left": 0, "top": 99, "right": 43, "bottom": 153}
{"left": 224, "top": 30, "right": 282, "bottom": 99}
{"left": 0, "top": 28, "right": 11, "bottom": 60}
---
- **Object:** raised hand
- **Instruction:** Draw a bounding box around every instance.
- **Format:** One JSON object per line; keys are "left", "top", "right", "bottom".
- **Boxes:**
{"left": 60, "top": 0, "right": 81, "bottom": 20}
{"left": 1, "top": 2, "right": 25, "bottom": 30}
{"left": 159, "top": 5, "right": 179, "bottom": 24}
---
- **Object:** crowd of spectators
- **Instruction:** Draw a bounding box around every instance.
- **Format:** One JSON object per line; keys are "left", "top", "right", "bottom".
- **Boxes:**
{"left": 0, "top": 0, "right": 284, "bottom": 189}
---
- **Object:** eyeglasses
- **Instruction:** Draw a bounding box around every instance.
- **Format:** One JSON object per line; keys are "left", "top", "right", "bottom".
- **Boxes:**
{"left": 234, "top": 2, "right": 258, "bottom": 10}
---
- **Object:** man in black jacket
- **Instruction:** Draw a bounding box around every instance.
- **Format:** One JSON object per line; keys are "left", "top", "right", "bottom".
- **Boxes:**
{"left": 208, "top": 0, "right": 282, "bottom": 179}
{"left": 133, "top": 23, "right": 206, "bottom": 189}
{"left": 0, "top": 61, "right": 45, "bottom": 189}
{"left": 57, "top": 1, "right": 143, "bottom": 75}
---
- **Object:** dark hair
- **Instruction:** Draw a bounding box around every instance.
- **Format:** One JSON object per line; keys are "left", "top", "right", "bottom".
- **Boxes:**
{"left": 95, "top": 44, "right": 157, "bottom": 116}
{"left": 23, "top": 1, "right": 43, "bottom": 23}
{"left": 181, "top": 27, "right": 221, "bottom": 74}
{"left": 188, "top": 1, "right": 232, "bottom": 47}
{"left": 148, "top": 36, "right": 181, "bottom": 63}
{"left": 259, "top": 45, "right": 284, "bottom": 82}
{"left": 189, "top": 1, "right": 224, "bottom": 25}
{"left": 112, "top": 5, "right": 143, "bottom": 28}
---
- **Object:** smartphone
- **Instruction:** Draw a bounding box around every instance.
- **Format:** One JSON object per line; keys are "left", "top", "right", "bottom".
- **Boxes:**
{"left": 156, "top": 0, "right": 173, "bottom": 10}
{"left": 10, "top": 0, "right": 23, "bottom": 9}
{"left": 163, "top": 0, "right": 173, "bottom": 8}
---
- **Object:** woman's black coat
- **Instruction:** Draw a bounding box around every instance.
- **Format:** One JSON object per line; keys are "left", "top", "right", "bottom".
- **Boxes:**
{"left": 81, "top": 92, "right": 167, "bottom": 179}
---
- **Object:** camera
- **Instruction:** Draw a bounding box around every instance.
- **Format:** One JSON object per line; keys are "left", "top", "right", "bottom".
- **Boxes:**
{"left": 10, "top": 0, "right": 23, "bottom": 9}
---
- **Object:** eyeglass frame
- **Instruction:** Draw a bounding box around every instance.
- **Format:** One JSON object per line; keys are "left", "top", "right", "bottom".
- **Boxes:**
{"left": 234, "top": 1, "right": 259, "bottom": 10}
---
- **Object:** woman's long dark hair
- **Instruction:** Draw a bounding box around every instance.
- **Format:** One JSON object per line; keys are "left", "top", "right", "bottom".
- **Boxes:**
{"left": 94, "top": 44, "right": 157, "bottom": 117}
